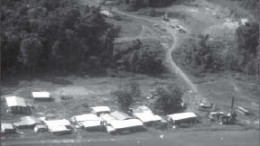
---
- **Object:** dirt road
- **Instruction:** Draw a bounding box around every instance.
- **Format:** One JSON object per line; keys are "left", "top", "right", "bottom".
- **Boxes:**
{"left": 113, "top": 9, "right": 199, "bottom": 94}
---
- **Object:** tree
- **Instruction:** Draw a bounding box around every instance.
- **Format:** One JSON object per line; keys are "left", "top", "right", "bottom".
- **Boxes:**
{"left": 113, "top": 87, "right": 134, "bottom": 112}
{"left": 152, "top": 85, "right": 183, "bottom": 115}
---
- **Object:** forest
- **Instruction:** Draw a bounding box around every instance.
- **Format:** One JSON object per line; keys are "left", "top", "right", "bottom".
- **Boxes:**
{"left": 1, "top": 0, "right": 119, "bottom": 76}
{"left": 181, "top": 22, "right": 260, "bottom": 75}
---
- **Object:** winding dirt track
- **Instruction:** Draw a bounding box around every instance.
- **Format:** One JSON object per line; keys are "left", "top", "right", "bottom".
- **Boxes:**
{"left": 113, "top": 9, "right": 198, "bottom": 93}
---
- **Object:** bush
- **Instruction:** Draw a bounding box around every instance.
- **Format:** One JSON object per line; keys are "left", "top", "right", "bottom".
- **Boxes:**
{"left": 152, "top": 85, "right": 183, "bottom": 115}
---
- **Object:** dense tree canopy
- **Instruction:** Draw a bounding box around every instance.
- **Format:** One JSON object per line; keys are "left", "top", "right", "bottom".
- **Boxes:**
{"left": 181, "top": 22, "right": 259, "bottom": 75}
{"left": 113, "top": 40, "right": 166, "bottom": 75}
{"left": 152, "top": 85, "right": 183, "bottom": 115}
{"left": 1, "top": 0, "right": 119, "bottom": 76}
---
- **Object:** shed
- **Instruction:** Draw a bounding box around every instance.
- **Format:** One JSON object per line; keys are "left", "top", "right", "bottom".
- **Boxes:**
{"left": 91, "top": 106, "right": 111, "bottom": 116}
{"left": 5, "top": 96, "right": 29, "bottom": 114}
{"left": 1, "top": 123, "right": 16, "bottom": 134}
{"left": 110, "top": 111, "right": 132, "bottom": 121}
{"left": 167, "top": 112, "right": 197, "bottom": 125}
{"left": 14, "top": 116, "right": 41, "bottom": 128}
{"left": 32, "top": 92, "right": 52, "bottom": 101}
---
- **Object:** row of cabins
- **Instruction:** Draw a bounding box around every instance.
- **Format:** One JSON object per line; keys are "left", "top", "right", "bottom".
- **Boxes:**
{"left": 2, "top": 93, "right": 199, "bottom": 135}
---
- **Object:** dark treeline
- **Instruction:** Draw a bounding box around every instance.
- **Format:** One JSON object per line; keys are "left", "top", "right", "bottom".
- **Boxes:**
{"left": 182, "top": 22, "right": 260, "bottom": 75}
{"left": 117, "top": 0, "right": 176, "bottom": 11}
{"left": 1, "top": 0, "right": 119, "bottom": 76}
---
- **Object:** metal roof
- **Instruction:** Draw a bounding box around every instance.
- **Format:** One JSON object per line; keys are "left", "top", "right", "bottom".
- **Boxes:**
{"left": 44, "top": 119, "right": 71, "bottom": 127}
{"left": 167, "top": 112, "right": 197, "bottom": 121}
{"left": 32, "top": 92, "right": 50, "bottom": 98}
{"left": 134, "top": 112, "right": 162, "bottom": 123}
{"left": 14, "top": 116, "right": 41, "bottom": 126}
{"left": 1, "top": 123, "right": 14, "bottom": 130}
{"left": 133, "top": 106, "right": 153, "bottom": 114}
{"left": 109, "top": 119, "right": 143, "bottom": 130}
{"left": 71, "top": 114, "right": 101, "bottom": 123}
{"left": 110, "top": 111, "right": 132, "bottom": 121}
{"left": 48, "top": 125, "right": 70, "bottom": 133}
{"left": 100, "top": 114, "right": 116, "bottom": 124}
{"left": 91, "top": 106, "right": 111, "bottom": 113}
{"left": 81, "top": 121, "right": 102, "bottom": 128}
{"left": 5, "top": 96, "right": 26, "bottom": 107}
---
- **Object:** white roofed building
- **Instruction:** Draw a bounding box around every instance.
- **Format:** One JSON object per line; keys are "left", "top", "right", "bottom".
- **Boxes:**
{"left": 5, "top": 96, "right": 29, "bottom": 114}
{"left": 14, "top": 116, "right": 41, "bottom": 128}
{"left": 133, "top": 112, "right": 162, "bottom": 126}
{"left": 1, "top": 123, "right": 16, "bottom": 134}
{"left": 44, "top": 119, "right": 72, "bottom": 135}
{"left": 91, "top": 106, "right": 111, "bottom": 116}
{"left": 167, "top": 112, "right": 197, "bottom": 125}
{"left": 132, "top": 106, "right": 162, "bottom": 126}
{"left": 32, "top": 92, "right": 52, "bottom": 100}
{"left": 71, "top": 114, "right": 104, "bottom": 131}
{"left": 109, "top": 119, "right": 144, "bottom": 133}
{"left": 110, "top": 111, "right": 132, "bottom": 121}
